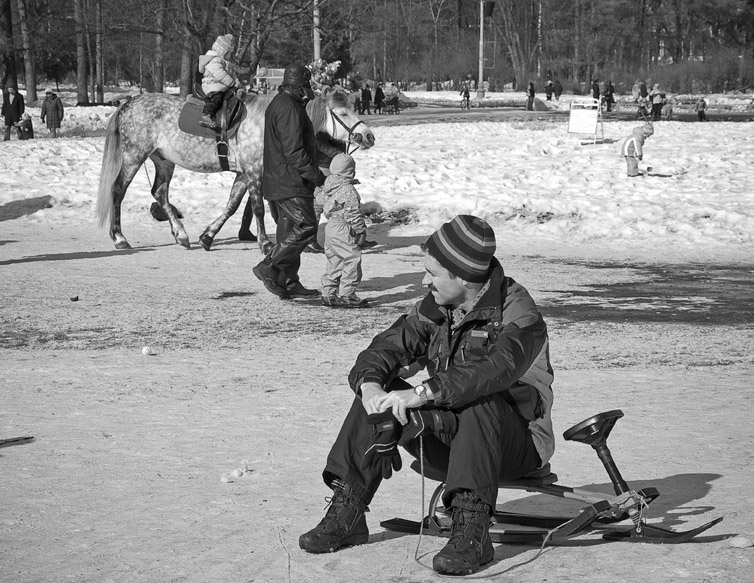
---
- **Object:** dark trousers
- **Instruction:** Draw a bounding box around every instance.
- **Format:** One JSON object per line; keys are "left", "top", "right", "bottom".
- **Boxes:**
{"left": 323, "top": 392, "right": 540, "bottom": 509}
{"left": 3, "top": 124, "right": 20, "bottom": 141}
{"left": 265, "top": 197, "right": 317, "bottom": 285}
{"left": 651, "top": 103, "right": 663, "bottom": 121}
{"left": 203, "top": 91, "right": 226, "bottom": 118}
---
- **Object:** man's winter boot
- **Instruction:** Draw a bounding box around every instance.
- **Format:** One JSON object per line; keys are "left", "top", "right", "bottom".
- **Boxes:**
{"left": 432, "top": 492, "right": 494, "bottom": 575}
{"left": 299, "top": 480, "right": 369, "bottom": 553}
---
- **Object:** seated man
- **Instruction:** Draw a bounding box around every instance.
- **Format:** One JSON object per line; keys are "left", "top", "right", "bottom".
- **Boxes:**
{"left": 299, "top": 215, "right": 555, "bottom": 575}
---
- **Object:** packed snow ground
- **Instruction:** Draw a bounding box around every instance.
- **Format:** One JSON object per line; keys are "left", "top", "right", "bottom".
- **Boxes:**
{"left": 2, "top": 89, "right": 752, "bottom": 263}
{"left": 2, "top": 89, "right": 753, "bottom": 583}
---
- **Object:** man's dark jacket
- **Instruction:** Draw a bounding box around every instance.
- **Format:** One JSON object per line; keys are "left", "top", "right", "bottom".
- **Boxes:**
{"left": 262, "top": 91, "right": 323, "bottom": 201}
{"left": 2, "top": 92, "right": 25, "bottom": 125}
{"left": 348, "top": 258, "right": 556, "bottom": 466}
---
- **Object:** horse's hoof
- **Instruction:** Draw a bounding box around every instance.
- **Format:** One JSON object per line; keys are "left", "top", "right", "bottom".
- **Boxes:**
{"left": 238, "top": 230, "right": 257, "bottom": 242}
{"left": 199, "top": 233, "right": 213, "bottom": 251}
{"left": 114, "top": 240, "right": 132, "bottom": 250}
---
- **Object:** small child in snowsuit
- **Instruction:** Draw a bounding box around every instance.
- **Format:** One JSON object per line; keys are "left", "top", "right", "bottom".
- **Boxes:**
{"left": 15, "top": 113, "right": 34, "bottom": 140}
{"left": 198, "top": 34, "right": 239, "bottom": 128}
{"left": 621, "top": 122, "right": 654, "bottom": 177}
{"left": 319, "top": 154, "right": 369, "bottom": 308}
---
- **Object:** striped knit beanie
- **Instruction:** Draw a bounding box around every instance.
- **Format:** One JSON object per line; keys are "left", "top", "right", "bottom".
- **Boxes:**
{"left": 424, "top": 215, "right": 496, "bottom": 282}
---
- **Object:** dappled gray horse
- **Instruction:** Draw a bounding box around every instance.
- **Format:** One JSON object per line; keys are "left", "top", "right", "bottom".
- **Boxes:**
{"left": 96, "top": 88, "right": 375, "bottom": 251}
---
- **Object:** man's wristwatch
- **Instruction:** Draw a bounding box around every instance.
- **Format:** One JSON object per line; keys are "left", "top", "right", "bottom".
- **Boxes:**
{"left": 414, "top": 383, "right": 434, "bottom": 405}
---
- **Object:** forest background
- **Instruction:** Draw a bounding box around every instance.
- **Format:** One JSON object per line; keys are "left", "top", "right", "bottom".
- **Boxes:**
{"left": 1, "top": 0, "right": 753, "bottom": 105}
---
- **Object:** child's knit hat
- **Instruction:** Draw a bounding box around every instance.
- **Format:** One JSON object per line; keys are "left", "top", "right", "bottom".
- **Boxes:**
{"left": 329, "top": 154, "right": 359, "bottom": 183}
{"left": 642, "top": 122, "right": 654, "bottom": 135}
{"left": 212, "top": 34, "right": 234, "bottom": 56}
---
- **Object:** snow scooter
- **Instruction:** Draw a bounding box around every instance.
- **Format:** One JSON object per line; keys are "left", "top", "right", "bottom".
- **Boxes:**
{"left": 381, "top": 410, "right": 723, "bottom": 545}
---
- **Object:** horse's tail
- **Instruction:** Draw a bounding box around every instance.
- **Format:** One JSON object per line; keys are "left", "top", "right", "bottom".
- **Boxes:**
{"left": 96, "top": 100, "right": 127, "bottom": 227}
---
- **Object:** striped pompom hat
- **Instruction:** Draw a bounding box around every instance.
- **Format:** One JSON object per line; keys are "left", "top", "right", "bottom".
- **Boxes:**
{"left": 424, "top": 215, "right": 496, "bottom": 282}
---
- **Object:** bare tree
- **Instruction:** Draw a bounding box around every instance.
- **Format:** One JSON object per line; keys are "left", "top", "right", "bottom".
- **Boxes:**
{"left": 74, "top": 0, "right": 88, "bottom": 103}
{"left": 15, "top": 0, "right": 36, "bottom": 101}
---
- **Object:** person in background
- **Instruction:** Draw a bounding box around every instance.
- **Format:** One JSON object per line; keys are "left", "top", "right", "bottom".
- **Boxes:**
{"left": 460, "top": 83, "right": 471, "bottom": 108}
{"left": 373, "top": 83, "right": 385, "bottom": 114}
{"left": 591, "top": 79, "right": 600, "bottom": 102}
{"left": 639, "top": 80, "right": 648, "bottom": 100}
{"left": 198, "top": 34, "right": 239, "bottom": 128}
{"left": 299, "top": 214, "right": 554, "bottom": 576}
{"left": 603, "top": 80, "right": 615, "bottom": 112}
{"left": 40, "top": 88, "right": 64, "bottom": 138}
{"left": 525, "top": 82, "right": 535, "bottom": 110}
{"left": 621, "top": 122, "right": 654, "bottom": 177}
{"left": 360, "top": 83, "right": 372, "bottom": 115}
{"left": 649, "top": 83, "right": 666, "bottom": 121}
{"left": 2, "top": 85, "right": 25, "bottom": 141}
{"left": 553, "top": 78, "right": 563, "bottom": 100}
{"left": 318, "top": 154, "right": 369, "bottom": 309}
{"left": 544, "top": 80, "right": 554, "bottom": 101}
{"left": 16, "top": 112, "right": 34, "bottom": 140}
{"left": 695, "top": 96, "right": 707, "bottom": 121}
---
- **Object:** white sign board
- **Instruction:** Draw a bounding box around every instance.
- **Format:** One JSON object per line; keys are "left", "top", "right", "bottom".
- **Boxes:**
{"left": 568, "top": 97, "right": 603, "bottom": 142}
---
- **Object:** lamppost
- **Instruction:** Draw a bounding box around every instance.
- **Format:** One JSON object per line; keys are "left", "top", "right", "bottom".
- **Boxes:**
{"left": 478, "top": 1, "right": 495, "bottom": 98}
{"left": 477, "top": 0, "right": 485, "bottom": 99}
{"left": 313, "top": 0, "right": 321, "bottom": 61}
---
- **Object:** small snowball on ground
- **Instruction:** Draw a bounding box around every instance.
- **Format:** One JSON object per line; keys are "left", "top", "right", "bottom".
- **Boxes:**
{"left": 729, "top": 535, "right": 753, "bottom": 548}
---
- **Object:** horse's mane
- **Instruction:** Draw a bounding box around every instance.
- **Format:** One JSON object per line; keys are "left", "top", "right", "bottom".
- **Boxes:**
{"left": 240, "top": 87, "right": 350, "bottom": 132}
{"left": 242, "top": 92, "right": 275, "bottom": 115}
{"left": 306, "top": 87, "right": 349, "bottom": 132}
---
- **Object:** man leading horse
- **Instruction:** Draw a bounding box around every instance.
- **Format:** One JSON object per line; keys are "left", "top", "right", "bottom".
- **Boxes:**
{"left": 252, "top": 63, "right": 325, "bottom": 300}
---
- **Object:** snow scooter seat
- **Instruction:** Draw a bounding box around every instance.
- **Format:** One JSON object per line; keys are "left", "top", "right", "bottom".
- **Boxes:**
{"left": 408, "top": 459, "right": 558, "bottom": 489}
{"left": 381, "top": 409, "right": 723, "bottom": 545}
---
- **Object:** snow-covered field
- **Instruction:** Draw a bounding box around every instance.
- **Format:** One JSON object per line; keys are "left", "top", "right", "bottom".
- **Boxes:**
{"left": 2, "top": 90, "right": 753, "bottom": 583}
{"left": 2, "top": 89, "right": 753, "bottom": 262}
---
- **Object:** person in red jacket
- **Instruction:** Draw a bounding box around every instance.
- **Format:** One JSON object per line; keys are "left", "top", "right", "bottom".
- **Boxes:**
{"left": 299, "top": 215, "right": 555, "bottom": 576}
{"left": 252, "top": 63, "right": 325, "bottom": 299}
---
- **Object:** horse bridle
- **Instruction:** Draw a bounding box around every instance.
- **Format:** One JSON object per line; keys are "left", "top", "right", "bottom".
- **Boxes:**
{"left": 328, "top": 109, "right": 365, "bottom": 155}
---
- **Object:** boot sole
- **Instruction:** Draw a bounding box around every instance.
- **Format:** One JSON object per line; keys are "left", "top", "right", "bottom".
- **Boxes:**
{"left": 252, "top": 266, "right": 290, "bottom": 299}
{"left": 299, "top": 532, "right": 369, "bottom": 554}
{"left": 432, "top": 546, "right": 494, "bottom": 575}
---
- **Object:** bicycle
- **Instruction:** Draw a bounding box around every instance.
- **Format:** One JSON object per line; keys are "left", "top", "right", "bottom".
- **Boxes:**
{"left": 460, "top": 96, "right": 471, "bottom": 110}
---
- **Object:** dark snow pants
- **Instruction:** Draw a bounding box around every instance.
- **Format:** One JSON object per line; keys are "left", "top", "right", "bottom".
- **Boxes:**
{"left": 265, "top": 196, "right": 317, "bottom": 286}
{"left": 323, "top": 389, "right": 540, "bottom": 509}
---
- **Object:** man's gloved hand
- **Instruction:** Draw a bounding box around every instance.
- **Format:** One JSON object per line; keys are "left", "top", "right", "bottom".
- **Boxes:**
{"left": 362, "top": 410, "right": 403, "bottom": 479}
{"left": 354, "top": 231, "right": 367, "bottom": 247}
{"left": 398, "top": 409, "right": 458, "bottom": 447}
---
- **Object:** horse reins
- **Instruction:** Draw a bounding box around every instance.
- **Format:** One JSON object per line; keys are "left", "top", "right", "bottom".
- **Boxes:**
{"left": 328, "top": 109, "right": 364, "bottom": 155}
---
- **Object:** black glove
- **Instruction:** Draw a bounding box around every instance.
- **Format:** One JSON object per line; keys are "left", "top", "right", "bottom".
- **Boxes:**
{"left": 354, "top": 231, "right": 367, "bottom": 247}
{"left": 398, "top": 409, "right": 458, "bottom": 447}
{"left": 362, "top": 410, "right": 403, "bottom": 479}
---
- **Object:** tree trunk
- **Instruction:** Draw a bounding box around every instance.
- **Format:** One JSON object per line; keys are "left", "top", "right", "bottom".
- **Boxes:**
{"left": 84, "top": 0, "right": 95, "bottom": 101}
{"left": 180, "top": 30, "right": 193, "bottom": 98}
{"left": 1, "top": 0, "right": 17, "bottom": 88}
{"left": 95, "top": 0, "right": 103, "bottom": 103}
{"left": 15, "top": 0, "right": 36, "bottom": 102}
{"left": 74, "top": 0, "right": 88, "bottom": 104}
{"left": 154, "top": 0, "right": 167, "bottom": 93}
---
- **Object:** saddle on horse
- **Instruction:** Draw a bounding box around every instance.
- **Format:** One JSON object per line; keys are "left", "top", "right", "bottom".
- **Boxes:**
{"left": 177, "top": 86, "right": 248, "bottom": 170}
{"left": 179, "top": 85, "right": 246, "bottom": 134}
